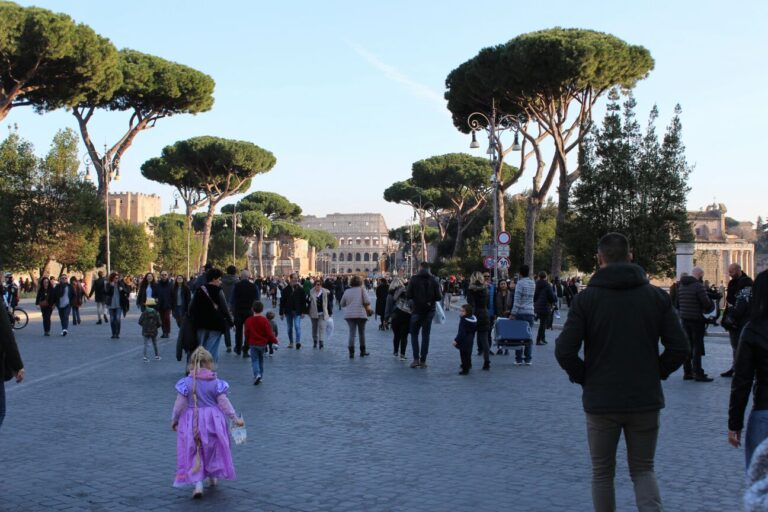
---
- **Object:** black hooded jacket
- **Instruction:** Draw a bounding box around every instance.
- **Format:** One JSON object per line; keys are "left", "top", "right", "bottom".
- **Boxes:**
{"left": 729, "top": 318, "right": 768, "bottom": 431}
{"left": 555, "top": 262, "right": 689, "bottom": 414}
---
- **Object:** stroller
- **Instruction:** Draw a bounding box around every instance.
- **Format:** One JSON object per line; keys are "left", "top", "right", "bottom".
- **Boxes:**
{"left": 493, "top": 317, "right": 532, "bottom": 356}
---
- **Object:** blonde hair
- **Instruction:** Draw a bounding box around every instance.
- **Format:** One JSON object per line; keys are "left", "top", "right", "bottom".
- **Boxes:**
{"left": 470, "top": 271, "right": 485, "bottom": 287}
{"left": 188, "top": 346, "right": 214, "bottom": 473}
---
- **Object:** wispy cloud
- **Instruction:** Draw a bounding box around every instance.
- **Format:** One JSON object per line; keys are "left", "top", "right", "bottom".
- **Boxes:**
{"left": 347, "top": 41, "right": 448, "bottom": 116}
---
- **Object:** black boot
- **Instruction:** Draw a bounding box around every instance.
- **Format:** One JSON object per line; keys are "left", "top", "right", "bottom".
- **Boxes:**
{"left": 349, "top": 347, "right": 355, "bottom": 359}
{"left": 360, "top": 345, "right": 369, "bottom": 357}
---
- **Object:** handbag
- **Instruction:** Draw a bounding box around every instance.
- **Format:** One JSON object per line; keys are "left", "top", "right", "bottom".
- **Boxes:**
{"left": 435, "top": 301, "right": 446, "bottom": 324}
{"left": 361, "top": 288, "right": 373, "bottom": 317}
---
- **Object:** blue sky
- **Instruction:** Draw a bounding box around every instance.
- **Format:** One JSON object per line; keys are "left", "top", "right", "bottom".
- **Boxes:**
{"left": 8, "top": 0, "right": 768, "bottom": 230}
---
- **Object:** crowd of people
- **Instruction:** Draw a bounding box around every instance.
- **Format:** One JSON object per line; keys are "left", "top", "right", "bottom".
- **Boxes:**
{"left": 5, "top": 235, "right": 768, "bottom": 509}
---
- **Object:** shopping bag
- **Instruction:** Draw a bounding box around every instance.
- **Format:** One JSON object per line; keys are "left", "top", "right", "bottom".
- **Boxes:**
{"left": 435, "top": 301, "right": 446, "bottom": 324}
{"left": 325, "top": 316, "right": 335, "bottom": 338}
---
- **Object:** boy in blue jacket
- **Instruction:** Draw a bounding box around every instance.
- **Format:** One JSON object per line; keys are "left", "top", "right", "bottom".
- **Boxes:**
{"left": 453, "top": 303, "right": 478, "bottom": 375}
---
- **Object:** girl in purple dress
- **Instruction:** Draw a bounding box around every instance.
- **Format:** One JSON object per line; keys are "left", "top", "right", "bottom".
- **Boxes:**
{"left": 171, "top": 347, "right": 244, "bottom": 498}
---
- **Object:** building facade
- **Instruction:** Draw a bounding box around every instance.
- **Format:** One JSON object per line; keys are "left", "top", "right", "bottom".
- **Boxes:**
{"left": 108, "top": 192, "right": 162, "bottom": 226}
{"left": 677, "top": 203, "right": 756, "bottom": 284}
{"left": 301, "top": 213, "right": 397, "bottom": 275}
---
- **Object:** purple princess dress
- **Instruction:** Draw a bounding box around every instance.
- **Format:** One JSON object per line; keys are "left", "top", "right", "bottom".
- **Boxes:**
{"left": 172, "top": 368, "right": 237, "bottom": 487}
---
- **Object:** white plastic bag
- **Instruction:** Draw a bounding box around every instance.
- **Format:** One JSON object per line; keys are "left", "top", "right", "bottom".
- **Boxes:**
{"left": 435, "top": 301, "right": 446, "bottom": 324}
{"left": 325, "top": 316, "right": 335, "bottom": 338}
{"left": 231, "top": 413, "right": 247, "bottom": 445}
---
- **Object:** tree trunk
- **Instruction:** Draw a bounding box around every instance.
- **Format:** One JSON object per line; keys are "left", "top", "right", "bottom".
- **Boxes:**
{"left": 524, "top": 197, "right": 540, "bottom": 272}
{"left": 452, "top": 214, "right": 464, "bottom": 258}
{"left": 257, "top": 226, "right": 265, "bottom": 277}
{"left": 550, "top": 169, "right": 569, "bottom": 278}
{"left": 419, "top": 211, "right": 428, "bottom": 263}
{"left": 496, "top": 163, "right": 507, "bottom": 234}
{"left": 199, "top": 204, "right": 217, "bottom": 268}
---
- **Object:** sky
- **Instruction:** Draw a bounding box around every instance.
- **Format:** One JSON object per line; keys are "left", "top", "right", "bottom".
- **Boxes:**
{"left": 7, "top": 0, "right": 768, "bottom": 230}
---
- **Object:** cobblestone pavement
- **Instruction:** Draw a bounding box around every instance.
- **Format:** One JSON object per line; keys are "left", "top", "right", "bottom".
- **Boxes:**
{"left": 0, "top": 295, "right": 745, "bottom": 511}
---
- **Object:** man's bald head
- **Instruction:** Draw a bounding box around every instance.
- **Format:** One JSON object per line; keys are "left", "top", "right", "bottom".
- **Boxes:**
{"left": 692, "top": 267, "right": 704, "bottom": 280}
{"left": 728, "top": 263, "right": 742, "bottom": 279}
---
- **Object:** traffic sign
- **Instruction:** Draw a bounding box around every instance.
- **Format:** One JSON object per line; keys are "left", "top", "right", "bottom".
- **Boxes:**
{"left": 497, "top": 257, "right": 511, "bottom": 270}
{"left": 481, "top": 244, "right": 492, "bottom": 256}
{"left": 497, "top": 231, "right": 511, "bottom": 245}
{"left": 496, "top": 245, "right": 510, "bottom": 257}
{"left": 483, "top": 256, "right": 496, "bottom": 270}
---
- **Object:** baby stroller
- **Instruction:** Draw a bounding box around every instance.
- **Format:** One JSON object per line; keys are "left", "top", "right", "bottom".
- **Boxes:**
{"left": 493, "top": 318, "right": 532, "bottom": 356}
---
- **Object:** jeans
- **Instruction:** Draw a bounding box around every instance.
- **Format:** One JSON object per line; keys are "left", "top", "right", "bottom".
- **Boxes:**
{"left": 57, "top": 305, "right": 71, "bottom": 331}
{"left": 311, "top": 317, "right": 326, "bottom": 345}
{"left": 143, "top": 336, "right": 159, "bottom": 358}
{"left": 410, "top": 311, "right": 435, "bottom": 363}
{"left": 346, "top": 318, "right": 367, "bottom": 348}
{"left": 41, "top": 306, "right": 53, "bottom": 334}
{"left": 71, "top": 306, "right": 81, "bottom": 325}
{"left": 682, "top": 320, "right": 706, "bottom": 376}
{"left": 285, "top": 313, "right": 302, "bottom": 343}
{"left": 223, "top": 324, "right": 232, "bottom": 349}
{"left": 250, "top": 345, "right": 265, "bottom": 377}
{"left": 109, "top": 308, "right": 122, "bottom": 336}
{"left": 745, "top": 409, "right": 768, "bottom": 470}
{"left": 586, "top": 411, "right": 662, "bottom": 512}
{"left": 537, "top": 311, "right": 549, "bottom": 342}
{"left": 515, "top": 314, "right": 535, "bottom": 363}
{"left": 390, "top": 310, "right": 410, "bottom": 355}
{"left": 197, "top": 329, "right": 223, "bottom": 363}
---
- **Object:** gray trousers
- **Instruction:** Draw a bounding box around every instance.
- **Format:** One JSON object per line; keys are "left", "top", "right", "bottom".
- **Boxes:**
{"left": 586, "top": 411, "right": 662, "bottom": 512}
{"left": 311, "top": 317, "right": 326, "bottom": 344}
{"left": 346, "top": 318, "right": 367, "bottom": 348}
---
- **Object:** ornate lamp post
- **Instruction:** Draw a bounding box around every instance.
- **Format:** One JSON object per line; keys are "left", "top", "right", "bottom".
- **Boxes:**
{"left": 83, "top": 145, "right": 119, "bottom": 275}
{"left": 467, "top": 101, "right": 523, "bottom": 284}
{"left": 222, "top": 207, "right": 242, "bottom": 269}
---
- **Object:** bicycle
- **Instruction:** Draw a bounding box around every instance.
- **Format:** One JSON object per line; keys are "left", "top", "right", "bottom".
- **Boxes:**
{"left": 9, "top": 306, "right": 28, "bottom": 330}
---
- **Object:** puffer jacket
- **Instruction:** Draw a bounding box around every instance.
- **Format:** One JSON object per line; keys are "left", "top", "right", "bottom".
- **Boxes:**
{"left": 466, "top": 284, "right": 490, "bottom": 332}
{"left": 533, "top": 280, "right": 556, "bottom": 316}
{"left": 677, "top": 275, "right": 714, "bottom": 322}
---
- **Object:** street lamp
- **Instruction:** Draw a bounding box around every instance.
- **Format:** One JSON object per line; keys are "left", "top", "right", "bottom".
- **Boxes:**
{"left": 225, "top": 206, "right": 243, "bottom": 269}
{"left": 467, "top": 101, "right": 523, "bottom": 284}
{"left": 171, "top": 192, "right": 192, "bottom": 279}
{"left": 83, "top": 145, "right": 119, "bottom": 275}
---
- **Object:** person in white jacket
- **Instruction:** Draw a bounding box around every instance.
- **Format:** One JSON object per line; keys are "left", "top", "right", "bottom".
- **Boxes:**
{"left": 307, "top": 279, "right": 331, "bottom": 349}
{"left": 340, "top": 276, "right": 371, "bottom": 359}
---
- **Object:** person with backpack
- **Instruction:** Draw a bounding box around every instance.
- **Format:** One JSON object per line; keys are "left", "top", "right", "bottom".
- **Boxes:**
{"left": 385, "top": 277, "right": 411, "bottom": 360}
{"left": 406, "top": 262, "right": 442, "bottom": 369}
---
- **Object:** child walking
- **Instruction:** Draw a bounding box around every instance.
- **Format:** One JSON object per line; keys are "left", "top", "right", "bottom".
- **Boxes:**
{"left": 171, "top": 347, "right": 244, "bottom": 499}
{"left": 244, "top": 301, "right": 278, "bottom": 385}
{"left": 138, "top": 298, "right": 162, "bottom": 362}
{"left": 266, "top": 310, "right": 278, "bottom": 356}
{"left": 453, "top": 304, "right": 478, "bottom": 375}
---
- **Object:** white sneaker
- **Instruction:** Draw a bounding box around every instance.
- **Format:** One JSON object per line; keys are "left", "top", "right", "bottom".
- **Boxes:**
{"left": 524, "top": 361, "right": 532, "bottom": 366}
{"left": 143, "top": 357, "right": 149, "bottom": 363}
{"left": 192, "top": 481, "right": 203, "bottom": 498}
{"left": 155, "top": 356, "right": 161, "bottom": 360}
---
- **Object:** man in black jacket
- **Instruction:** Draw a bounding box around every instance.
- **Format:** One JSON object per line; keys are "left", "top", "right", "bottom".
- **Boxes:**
{"left": 88, "top": 271, "right": 108, "bottom": 324}
{"left": 722, "top": 263, "right": 754, "bottom": 377}
{"left": 279, "top": 273, "right": 306, "bottom": 349}
{"left": 233, "top": 270, "right": 260, "bottom": 357}
{"left": 555, "top": 233, "right": 689, "bottom": 512}
{"left": 406, "top": 262, "right": 442, "bottom": 368}
{"left": 52, "top": 275, "right": 75, "bottom": 336}
{"left": 155, "top": 271, "right": 174, "bottom": 338}
{"left": 677, "top": 267, "right": 715, "bottom": 381}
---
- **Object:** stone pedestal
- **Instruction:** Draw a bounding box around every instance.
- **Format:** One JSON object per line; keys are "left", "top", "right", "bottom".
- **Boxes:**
{"left": 675, "top": 242, "right": 695, "bottom": 280}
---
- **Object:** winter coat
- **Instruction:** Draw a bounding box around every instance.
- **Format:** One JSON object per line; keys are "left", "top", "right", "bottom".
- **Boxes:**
{"left": 307, "top": 288, "right": 331, "bottom": 319}
{"left": 533, "top": 279, "right": 556, "bottom": 316}
{"left": 466, "top": 285, "right": 490, "bottom": 332}
{"left": 494, "top": 289, "right": 513, "bottom": 318}
{"left": 52, "top": 283, "right": 75, "bottom": 308}
{"left": 454, "top": 315, "right": 478, "bottom": 350}
{"left": 375, "top": 283, "right": 389, "bottom": 317}
{"left": 232, "top": 280, "right": 260, "bottom": 316}
{"left": 105, "top": 282, "right": 130, "bottom": 315}
{"left": 555, "top": 262, "right": 690, "bottom": 414}
{"left": 728, "top": 318, "right": 768, "bottom": 431}
{"left": 136, "top": 282, "right": 158, "bottom": 309}
{"left": 340, "top": 286, "right": 371, "bottom": 320}
{"left": 138, "top": 307, "right": 162, "bottom": 337}
{"left": 279, "top": 284, "right": 307, "bottom": 316}
{"left": 35, "top": 286, "right": 55, "bottom": 309}
{"left": 189, "top": 283, "right": 233, "bottom": 332}
{"left": 725, "top": 273, "right": 754, "bottom": 332}
{"left": 406, "top": 269, "right": 442, "bottom": 315}
{"left": 89, "top": 277, "right": 107, "bottom": 302}
{"left": 220, "top": 274, "right": 238, "bottom": 307}
{"left": 172, "top": 283, "right": 191, "bottom": 316}
{"left": 154, "top": 279, "right": 174, "bottom": 311}
{"left": 677, "top": 275, "right": 714, "bottom": 322}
